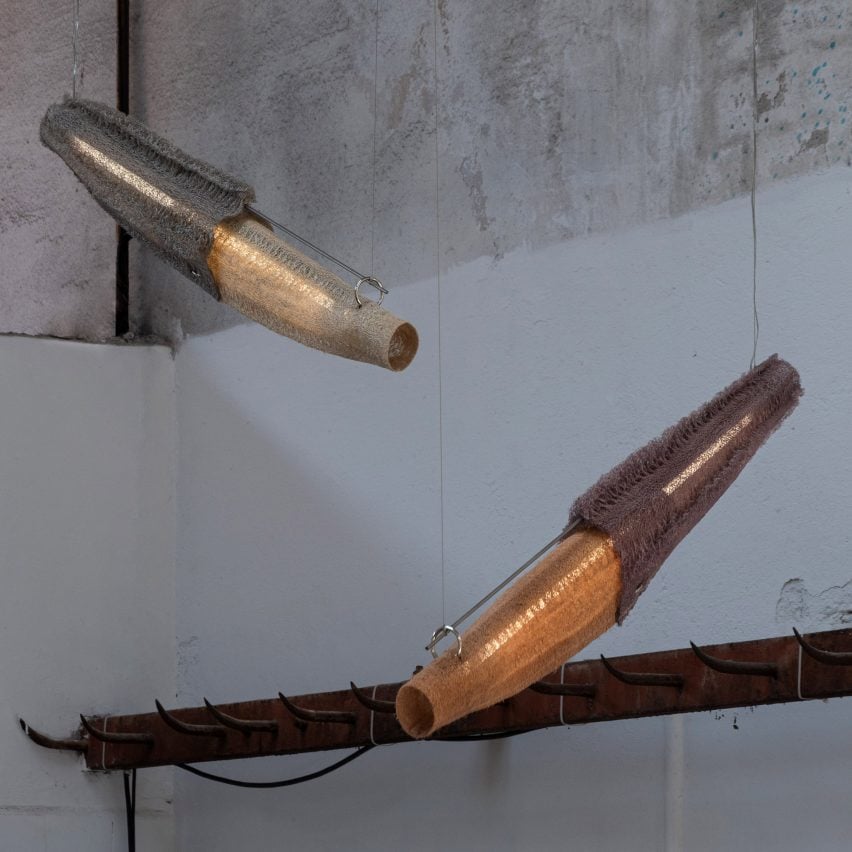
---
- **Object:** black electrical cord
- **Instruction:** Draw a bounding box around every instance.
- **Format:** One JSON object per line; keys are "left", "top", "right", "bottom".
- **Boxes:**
{"left": 114, "top": 0, "right": 130, "bottom": 337}
{"left": 175, "top": 744, "right": 375, "bottom": 789}
{"left": 123, "top": 769, "right": 136, "bottom": 852}
{"left": 172, "top": 729, "right": 526, "bottom": 790}
{"left": 434, "top": 729, "right": 530, "bottom": 742}
{"left": 119, "top": 725, "right": 525, "bottom": 850}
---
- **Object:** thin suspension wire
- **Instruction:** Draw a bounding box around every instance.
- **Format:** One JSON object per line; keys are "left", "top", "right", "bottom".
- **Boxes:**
{"left": 371, "top": 0, "right": 380, "bottom": 279}
{"left": 72, "top": 0, "right": 80, "bottom": 98}
{"left": 433, "top": 0, "right": 446, "bottom": 625}
{"left": 750, "top": 0, "right": 760, "bottom": 370}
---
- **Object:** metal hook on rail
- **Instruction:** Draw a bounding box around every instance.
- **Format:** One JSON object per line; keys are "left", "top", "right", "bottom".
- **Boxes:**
{"left": 690, "top": 641, "right": 778, "bottom": 678}
{"left": 155, "top": 700, "right": 227, "bottom": 739}
{"left": 203, "top": 699, "right": 278, "bottom": 735}
{"left": 600, "top": 655, "right": 684, "bottom": 689}
{"left": 19, "top": 718, "right": 87, "bottom": 753}
{"left": 80, "top": 715, "right": 155, "bottom": 746}
{"left": 278, "top": 693, "right": 356, "bottom": 726}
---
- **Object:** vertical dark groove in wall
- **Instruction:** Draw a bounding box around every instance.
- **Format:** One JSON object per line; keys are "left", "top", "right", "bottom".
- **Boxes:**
{"left": 115, "top": 0, "right": 130, "bottom": 337}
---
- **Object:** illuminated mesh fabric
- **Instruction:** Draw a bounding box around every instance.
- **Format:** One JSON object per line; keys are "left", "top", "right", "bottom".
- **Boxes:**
{"left": 41, "top": 98, "right": 254, "bottom": 297}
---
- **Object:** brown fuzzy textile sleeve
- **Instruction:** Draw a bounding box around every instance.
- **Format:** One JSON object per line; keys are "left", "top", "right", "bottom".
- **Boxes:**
{"left": 570, "top": 355, "right": 802, "bottom": 622}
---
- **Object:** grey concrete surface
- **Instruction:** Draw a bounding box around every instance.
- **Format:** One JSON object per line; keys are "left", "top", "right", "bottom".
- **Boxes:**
{"left": 1, "top": 1, "right": 116, "bottom": 340}
{"left": 131, "top": 0, "right": 852, "bottom": 340}
{"left": 3, "top": 1, "right": 852, "bottom": 342}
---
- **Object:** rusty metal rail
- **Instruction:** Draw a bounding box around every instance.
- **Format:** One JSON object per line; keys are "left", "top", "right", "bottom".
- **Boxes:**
{"left": 21, "top": 628, "right": 852, "bottom": 771}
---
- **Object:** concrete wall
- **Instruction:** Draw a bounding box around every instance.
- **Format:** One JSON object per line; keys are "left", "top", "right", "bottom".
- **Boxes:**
{"left": 0, "top": 337, "right": 177, "bottom": 848}
{"left": 130, "top": 0, "right": 852, "bottom": 342}
{"left": 4, "top": 1, "right": 852, "bottom": 340}
{"left": 1, "top": 1, "right": 117, "bottom": 340}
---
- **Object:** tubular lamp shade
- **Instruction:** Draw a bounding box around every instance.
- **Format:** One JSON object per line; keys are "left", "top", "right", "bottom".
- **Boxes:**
{"left": 40, "top": 98, "right": 418, "bottom": 371}
{"left": 397, "top": 356, "right": 802, "bottom": 738}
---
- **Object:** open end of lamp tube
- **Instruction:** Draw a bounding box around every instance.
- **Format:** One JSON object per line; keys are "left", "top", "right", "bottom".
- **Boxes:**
{"left": 396, "top": 530, "right": 622, "bottom": 739}
{"left": 395, "top": 683, "right": 436, "bottom": 739}
{"left": 387, "top": 322, "right": 419, "bottom": 372}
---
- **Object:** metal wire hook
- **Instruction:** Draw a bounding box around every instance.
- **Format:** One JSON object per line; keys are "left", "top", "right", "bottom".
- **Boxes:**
{"left": 355, "top": 276, "right": 388, "bottom": 307}
{"left": 425, "top": 520, "right": 581, "bottom": 660}
{"left": 428, "top": 625, "right": 462, "bottom": 660}
{"left": 245, "top": 206, "right": 389, "bottom": 307}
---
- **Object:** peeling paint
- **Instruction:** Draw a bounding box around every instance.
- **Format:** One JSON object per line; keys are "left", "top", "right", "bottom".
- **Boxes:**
{"left": 776, "top": 578, "right": 852, "bottom": 627}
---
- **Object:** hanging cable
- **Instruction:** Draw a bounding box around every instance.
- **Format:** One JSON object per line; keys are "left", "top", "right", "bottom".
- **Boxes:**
{"left": 72, "top": 0, "right": 81, "bottom": 97}
{"left": 175, "top": 745, "right": 374, "bottom": 789}
{"left": 371, "top": 0, "right": 380, "bottom": 282}
{"left": 115, "top": 0, "right": 131, "bottom": 337}
{"left": 123, "top": 769, "right": 136, "bottom": 852}
{"left": 750, "top": 0, "right": 760, "bottom": 369}
{"left": 436, "top": 729, "right": 528, "bottom": 742}
{"left": 433, "top": 0, "right": 446, "bottom": 628}
{"left": 174, "top": 731, "right": 525, "bottom": 792}
{"left": 150, "top": 730, "right": 526, "bottom": 799}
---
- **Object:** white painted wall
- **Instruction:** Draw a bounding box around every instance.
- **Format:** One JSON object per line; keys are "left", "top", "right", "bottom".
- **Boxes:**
{"left": 171, "top": 168, "right": 852, "bottom": 850}
{"left": 0, "top": 337, "right": 177, "bottom": 849}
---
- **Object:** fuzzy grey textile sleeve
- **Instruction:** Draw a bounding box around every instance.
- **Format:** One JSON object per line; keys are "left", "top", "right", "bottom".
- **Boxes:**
{"left": 40, "top": 98, "right": 254, "bottom": 297}
{"left": 570, "top": 355, "right": 802, "bottom": 622}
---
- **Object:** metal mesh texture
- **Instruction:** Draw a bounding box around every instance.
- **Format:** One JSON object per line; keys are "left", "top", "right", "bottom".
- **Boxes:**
{"left": 40, "top": 98, "right": 254, "bottom": 297}
{"left": 570, "top": 355, "right": 802, "bottom": 622}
